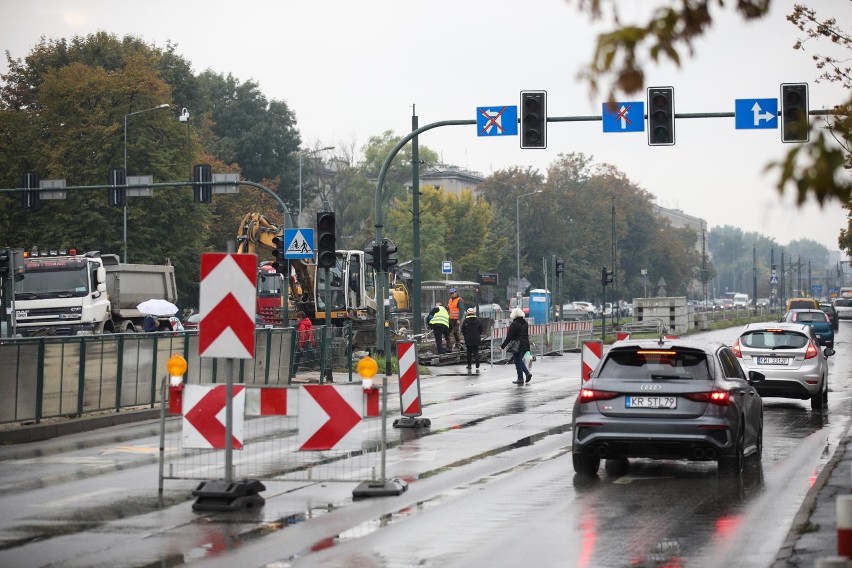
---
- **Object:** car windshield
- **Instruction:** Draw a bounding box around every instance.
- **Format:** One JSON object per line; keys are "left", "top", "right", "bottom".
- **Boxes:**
{"left": 836, "top": 298, "right": 852, "bottom": 307}
{"left": 598, "top": 347, "right": 711, "bottom": 381}
{"left": 741, "top": 330, "right": 808, "bottom": 349}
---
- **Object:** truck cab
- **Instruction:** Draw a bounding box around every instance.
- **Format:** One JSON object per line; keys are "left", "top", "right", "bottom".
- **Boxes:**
{"left": 12, "top": 250, "right": 110, "bottom": 336}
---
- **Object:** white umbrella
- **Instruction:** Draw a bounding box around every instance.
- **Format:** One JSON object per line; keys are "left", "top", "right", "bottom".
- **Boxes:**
{"left": 137, "top": 299, "right": 179, "bottom": 317}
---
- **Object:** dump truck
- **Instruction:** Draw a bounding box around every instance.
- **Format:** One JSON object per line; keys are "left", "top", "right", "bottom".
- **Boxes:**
{"left": 9, "top": 249, "right": 177, "bottom": 336}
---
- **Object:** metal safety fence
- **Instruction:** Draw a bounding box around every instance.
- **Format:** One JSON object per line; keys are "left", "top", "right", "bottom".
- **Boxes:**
{"left": 488, "top": 319, "right": 595, "bottom": 363}
{"left": 0, "top": 325, "right": 356, "bottom": 425}
{"left": 158, "top": 384, "right": 385, "bottom": 484}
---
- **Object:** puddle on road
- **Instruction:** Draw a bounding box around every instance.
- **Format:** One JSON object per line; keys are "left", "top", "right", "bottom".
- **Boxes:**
{"left": 173, "top": 427, "right": 572, "bottom": 567}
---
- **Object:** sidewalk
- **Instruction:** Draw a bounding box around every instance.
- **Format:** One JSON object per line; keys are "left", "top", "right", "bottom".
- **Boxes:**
{"left": 773, "top": 428, "right": 852, "bottom": 567}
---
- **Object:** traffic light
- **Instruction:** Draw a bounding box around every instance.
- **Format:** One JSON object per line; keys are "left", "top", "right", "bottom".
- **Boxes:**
{"left": 781, "top": 83, "right": 809, "bottom": 143}
{"left": 316, "top": 212, "right": 336, "bottom": 269}
{"left": 364, "top": 240, "right": 379, "bottom": 271}
{"left": 193, "top": 164, "right": 213, "bottom": 203}
{"left": 22, "top": 171, "right": 40, "bottom": 210}
{"left": 556, "top": 257, "right": 564, "bottom": 276}
{"left": 647, "top": 86, "right": 675, "bottom": 146}
{"left": 601, "top": 267, "right": 613, "bottom": 286}
{"left": 108, "top": 167, "right": 126, "bottom": 207}
{"left": 0, "top": 248, "right": 8, "bottom": 276}
{"left": 271, "top": 235, "right": 285, "bottom": 273}
{"left": 520, "top": 90, "right": 547, "bottom": 149}
{"left": 381, "top": 238, "right": 398, "bottom": 271}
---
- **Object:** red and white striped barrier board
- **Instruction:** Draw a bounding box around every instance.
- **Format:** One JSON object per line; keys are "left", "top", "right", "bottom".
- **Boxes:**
{"left": 245, "top": 387, "right": 296, "bottom": 416}
{"left": 616, "top": 332, "right": 630, "bottom": 341}
{"left": 396, "top": 340, "right": 422, "bottom": 417}
{"left": 581, "top": 340, "right": 603, "bottom": 382}
{"left": 838, "top": 495, "right": 852, "bottom": 557}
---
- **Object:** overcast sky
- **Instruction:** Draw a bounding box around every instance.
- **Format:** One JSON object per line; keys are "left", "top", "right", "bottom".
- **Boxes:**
{"left": 2, "top": 0, "right": 850, "bottom": 251}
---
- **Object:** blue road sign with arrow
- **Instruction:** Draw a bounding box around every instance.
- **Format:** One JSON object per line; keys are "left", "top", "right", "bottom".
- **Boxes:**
{"left": 477, "top": 106, "right": 518, "bottom": 137}
{"left": 602, "top": 101, "right": 644, "bottom": 132}
{"left": 735, "top": 98, "right": 778, "bottom": 129}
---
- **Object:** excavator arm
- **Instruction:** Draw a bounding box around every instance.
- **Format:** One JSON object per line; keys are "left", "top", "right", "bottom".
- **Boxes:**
{"left": 235, "top": 213, "right": 315, "bottom": 311}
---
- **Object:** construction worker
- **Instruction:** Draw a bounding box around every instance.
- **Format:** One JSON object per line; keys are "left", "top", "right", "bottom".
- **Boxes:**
{"left": 427, "top": 301, "right": 451, "bottom": 354}
{"left": 447, "top": 287, "right": 465, "bottom": 351}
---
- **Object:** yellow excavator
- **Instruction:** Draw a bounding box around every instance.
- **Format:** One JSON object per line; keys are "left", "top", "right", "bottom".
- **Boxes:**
{"left": 235, "top": 213, "right": 411, "bottom": 332}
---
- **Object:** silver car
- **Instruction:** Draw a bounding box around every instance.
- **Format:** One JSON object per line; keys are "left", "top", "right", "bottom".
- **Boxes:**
{"left": 572, "top": 339, "right": 764, "bottom": 477}
{"left": 734, "top": 322, "right": 835, "bottom": 410}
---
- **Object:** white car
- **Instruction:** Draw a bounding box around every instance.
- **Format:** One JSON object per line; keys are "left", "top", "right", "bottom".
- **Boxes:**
{"left": 572, "top": 301, "right": 597, "bottom": 319}
{"left": 835, "top": 297, "right": 852, "bottom": 320}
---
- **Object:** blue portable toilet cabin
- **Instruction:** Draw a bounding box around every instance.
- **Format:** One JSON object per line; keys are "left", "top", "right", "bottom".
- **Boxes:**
{"left": 528, "top": 288, "right": 551, "bottom": 324}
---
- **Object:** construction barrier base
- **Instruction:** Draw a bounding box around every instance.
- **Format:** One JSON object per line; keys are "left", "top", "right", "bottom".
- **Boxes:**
{"left": 352, "top": 478, "right": 409, "bottom": 500}
{"left": 191, "top": 479, "right": 266, "bottom": 512}
{"left": 393, "top": 416, "right": 431, "bottom": 428}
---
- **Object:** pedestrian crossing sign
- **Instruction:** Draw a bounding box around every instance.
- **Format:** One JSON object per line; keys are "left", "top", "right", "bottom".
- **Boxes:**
{"left": 283, "top": 228, "right": 315, "bottom": 259}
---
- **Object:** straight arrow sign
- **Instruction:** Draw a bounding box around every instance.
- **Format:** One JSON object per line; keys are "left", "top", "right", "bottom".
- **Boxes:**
{"left": 298, "top": 385, "right": 363, "bottom": 450}
{"left": 199, "top": 253, "right": 257, "bottom": 358}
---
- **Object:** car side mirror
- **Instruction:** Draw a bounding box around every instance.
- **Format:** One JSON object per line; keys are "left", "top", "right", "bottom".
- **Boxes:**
{"left": 824, "top": 347, "right": 836, "bottom": 358}
{"left": 747, "top": 370, "right": 765, "bottom": 384}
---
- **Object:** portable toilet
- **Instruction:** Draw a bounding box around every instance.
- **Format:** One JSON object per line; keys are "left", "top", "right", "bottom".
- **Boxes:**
{"left": 528, "top": 289, "right": 551, "bottom": 324}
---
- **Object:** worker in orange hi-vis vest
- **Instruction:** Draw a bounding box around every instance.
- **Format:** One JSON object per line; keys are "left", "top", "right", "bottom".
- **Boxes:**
{"left": 447, "top": 288, "right": 465, "bottom": 351}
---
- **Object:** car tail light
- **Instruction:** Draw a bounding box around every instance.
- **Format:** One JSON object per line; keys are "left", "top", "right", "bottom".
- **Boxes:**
{"left": 578, "top": 389, "right": 618, "bottom": 403}
{"left": 686, "top": 390, "right": 732, "bottom": 406}
{"left": 805, "top": 340, "right": 819, "bottom": 360}
{"left": 731, "top": 339, "right": 742, "bottom": 358}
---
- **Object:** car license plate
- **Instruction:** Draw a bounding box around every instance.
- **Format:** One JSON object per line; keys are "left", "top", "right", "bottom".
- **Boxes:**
{"left": 756, "top": 356, "right": 790, "bottom": 365}
{"left": 626, "top": 396, "right": 676, "bottom": 409}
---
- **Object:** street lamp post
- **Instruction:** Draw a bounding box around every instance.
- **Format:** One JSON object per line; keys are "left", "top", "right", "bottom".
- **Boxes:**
{"left": 123, "top": 103, "right": 170, "bottom": 263}
{"left": 297, "top": 146, "right": 335, "bottom": 226}
{"left": 516, "top": 190, "right": 542, "bottom": 299}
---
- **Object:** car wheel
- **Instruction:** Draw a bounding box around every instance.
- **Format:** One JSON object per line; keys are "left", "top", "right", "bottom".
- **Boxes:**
{"left": 754, "top": 423, "right": 763, "bottom": 461}
{"left": 573, "top": 452, "right": 601, "bottom": 476}
{"left": 811, "top": 384, "right": 826, "bottom": 410}
{"left": 718, "top": 429, "right": 744, "bottom": 476}
{"left": 604, "top": 458, "right": 629, "bottom": 476}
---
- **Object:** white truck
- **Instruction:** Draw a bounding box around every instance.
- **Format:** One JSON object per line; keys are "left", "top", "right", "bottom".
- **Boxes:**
{"left": 9, "top": 250, "right": 177, "bottom": 336}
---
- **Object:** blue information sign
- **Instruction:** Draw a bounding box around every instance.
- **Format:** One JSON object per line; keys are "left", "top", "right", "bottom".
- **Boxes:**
{"left": 602, "top": 101, "right": 644, "bottom": 133}
{"left": 476, "top": 106, "right": 518, "bottom": 137}
{"left": 283, "top": 228, "right": 315, "bottom": 259}
{"left": 735, "top": 98, "right": 778, "bottom": 129}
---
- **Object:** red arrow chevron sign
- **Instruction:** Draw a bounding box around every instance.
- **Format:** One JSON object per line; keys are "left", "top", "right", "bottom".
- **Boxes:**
{"left": 298, "top": 385, "right": 363, "bottom": 450}
{"left": 199, "top": 253, "right": 257, "bottom": 359}
{"left": 182, "top": 384, "right": 245, "bottom": 449}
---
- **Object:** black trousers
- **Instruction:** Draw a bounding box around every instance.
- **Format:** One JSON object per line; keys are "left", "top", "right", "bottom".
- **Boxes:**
{"left": 433, "top": 325, "right": 450, "bottom": 354}
{"left": 465, "top": 343, "right": 480, "bottom": 367}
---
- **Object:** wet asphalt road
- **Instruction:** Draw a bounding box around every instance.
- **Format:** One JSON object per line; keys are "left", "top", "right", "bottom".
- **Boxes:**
{"left": 0, "top": 322, "right": 849, "bottom": 567}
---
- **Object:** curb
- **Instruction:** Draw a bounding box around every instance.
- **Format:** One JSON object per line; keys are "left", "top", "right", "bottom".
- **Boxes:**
{"left": 772, "top": 433, "right": 851, "bottom": 566}
{"left": 0, "top": 408, "right": 161, "bottom": 445}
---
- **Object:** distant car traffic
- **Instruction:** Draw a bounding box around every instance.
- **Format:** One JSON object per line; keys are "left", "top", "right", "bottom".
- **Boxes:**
{"left": 780, "top": 309, "right": 834, "bottom": 348}
{"left": 819, "top": 302, "right": 839, "bottom": 331}
{"left": 733, "top": 322, "right": 834, "bottom": 410}
{"left": 756, "top": 298, "right": 770, "bottom": 308}
{"left": 571, "top": 338, "right": 764, "bottom": 477}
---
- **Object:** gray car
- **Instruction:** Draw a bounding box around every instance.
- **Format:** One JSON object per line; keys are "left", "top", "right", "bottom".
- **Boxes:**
{"left": 734, "top": 322, "right": 835, "bottom": 410}
{"left": 572, "top": 339, "right": 764, "bottom": 477}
